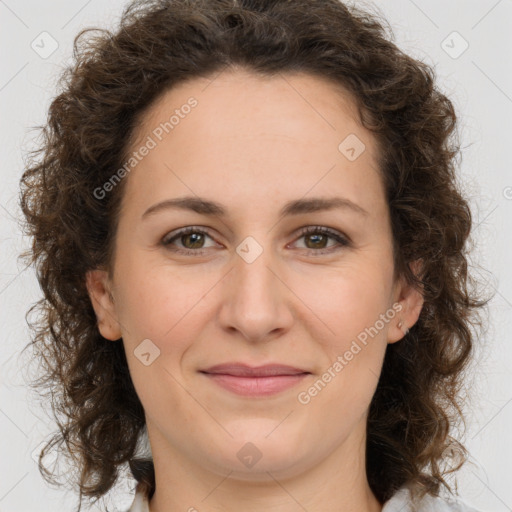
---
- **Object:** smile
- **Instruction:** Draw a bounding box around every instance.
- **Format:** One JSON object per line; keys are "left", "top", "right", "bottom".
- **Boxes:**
{"left": 199, "top": 363, "right": 311, "bottom": 397}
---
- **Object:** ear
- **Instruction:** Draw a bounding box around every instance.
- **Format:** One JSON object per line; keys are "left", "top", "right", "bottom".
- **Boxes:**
{"left": 85, "top": 269, "right": 122, "bottom": 341}
{"left": 388, "top": 259, "right": 425, "bottom": 344}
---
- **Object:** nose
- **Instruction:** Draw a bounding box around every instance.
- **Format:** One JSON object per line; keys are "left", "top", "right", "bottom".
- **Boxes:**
{"left": 217, "top": 241, "right": 295, "bottom": 343}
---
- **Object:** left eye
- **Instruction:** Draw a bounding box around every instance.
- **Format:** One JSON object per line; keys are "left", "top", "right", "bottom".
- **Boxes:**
{"left": 293, "top": 226, "right": 350, "bottom": 252}
{"left": 161, "top": 226, "right": 350, "bottom": 255}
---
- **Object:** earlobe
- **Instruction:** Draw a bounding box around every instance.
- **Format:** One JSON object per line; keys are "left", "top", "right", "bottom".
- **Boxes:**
{"left": 85, "top": 269, "right": 122, "bottom": 341}
{"left": 389, "top": 259, "right": 425, "bottom": 344}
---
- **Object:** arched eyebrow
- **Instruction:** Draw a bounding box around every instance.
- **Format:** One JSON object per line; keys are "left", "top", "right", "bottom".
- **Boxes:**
{"left": 141, "top": 195, "right": 369, "bottom": 219}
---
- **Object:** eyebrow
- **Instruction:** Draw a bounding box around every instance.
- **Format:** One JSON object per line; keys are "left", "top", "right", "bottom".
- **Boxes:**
{"left": 141, "top": 195, "right": 369, "bottom": 219}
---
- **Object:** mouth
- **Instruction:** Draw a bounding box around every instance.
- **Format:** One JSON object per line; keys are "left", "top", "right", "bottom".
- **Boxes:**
{"left": 199, "top": 363, "right": 311, "bottom": 397}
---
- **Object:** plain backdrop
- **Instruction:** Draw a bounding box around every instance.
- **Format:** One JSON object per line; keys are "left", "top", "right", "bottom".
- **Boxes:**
{"left": 1, "top": 0, "right": 511, "bottom": 511}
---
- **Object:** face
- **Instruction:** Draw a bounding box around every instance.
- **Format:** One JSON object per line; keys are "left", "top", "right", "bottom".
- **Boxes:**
{"left": 87, "top": 68, "right": 423, "bottom": 482}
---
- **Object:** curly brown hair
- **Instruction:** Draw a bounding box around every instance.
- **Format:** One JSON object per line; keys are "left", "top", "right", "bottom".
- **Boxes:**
{"left": 19, "top": 0, "right": 491, "bottom": 510}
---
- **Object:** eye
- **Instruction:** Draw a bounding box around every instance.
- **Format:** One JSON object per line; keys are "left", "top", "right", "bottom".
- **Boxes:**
{"left": 290, "top": 226, "right": 350, "bottom": 255}
{"left": 161, "top": 226, "right": 218, "bottom": 255}
{"left": 161, "top": 225, "right": 350, "bottom": 256}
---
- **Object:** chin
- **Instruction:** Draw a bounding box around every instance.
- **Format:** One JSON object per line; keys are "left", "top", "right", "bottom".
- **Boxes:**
{"left": 197, "top": 425, "right": 312, "bottom": 480}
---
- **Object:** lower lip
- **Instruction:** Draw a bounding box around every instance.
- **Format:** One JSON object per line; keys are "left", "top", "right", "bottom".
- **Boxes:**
{"left": 202, "top": 373, "right": 309, "bottom": 397}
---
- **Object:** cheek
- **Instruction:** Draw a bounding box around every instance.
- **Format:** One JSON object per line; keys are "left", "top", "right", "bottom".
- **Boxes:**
{"left": 293, "top": 261, "right": 394, "bottom": 355}
{"left": 296, "top": 263, "right": 394, "bottom": 415}
{"left": 114, "top": 253, "right": 216, "bottom": 344}
{"left": 116, "top": 264, "right": 212, "bottom": 422}
{"left": 295, "top": 276, "right": 391, "bottom": 437}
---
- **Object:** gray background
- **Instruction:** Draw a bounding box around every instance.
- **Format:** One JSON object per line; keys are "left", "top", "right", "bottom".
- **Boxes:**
{"left": 1, "top": 0, "right": 511, "bottom": 510}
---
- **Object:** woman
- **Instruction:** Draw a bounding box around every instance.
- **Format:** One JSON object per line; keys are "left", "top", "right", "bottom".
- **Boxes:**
{"left": 20, "top": 0, "right": 490, "bottom": 511}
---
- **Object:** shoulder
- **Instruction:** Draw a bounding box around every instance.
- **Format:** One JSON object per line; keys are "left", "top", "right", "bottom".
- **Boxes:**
{"left": 125, "top": 486, "right": 150, "bottom": 512}
{"left": 125, "top": 484, "right": 483, "bottom": 512}
{"left": 383, "top": 485, "right": 484, "bottom": 512}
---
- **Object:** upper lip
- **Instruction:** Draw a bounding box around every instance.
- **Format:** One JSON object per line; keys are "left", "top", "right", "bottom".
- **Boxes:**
{"left": 200, "top": 363, "right": 310, "bottom": 377}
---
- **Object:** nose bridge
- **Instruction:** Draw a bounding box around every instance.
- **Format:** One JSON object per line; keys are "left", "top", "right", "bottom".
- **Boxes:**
{"left": 235, "top": 243, "right": 276, "bottom": 301}
{"left": 219, "top": 236, "right": 293, "bottom": 341}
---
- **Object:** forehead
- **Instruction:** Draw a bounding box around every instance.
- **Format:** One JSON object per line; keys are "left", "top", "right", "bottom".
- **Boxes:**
{"left": 122, "top": 69, "right": 385, "bottom": 218}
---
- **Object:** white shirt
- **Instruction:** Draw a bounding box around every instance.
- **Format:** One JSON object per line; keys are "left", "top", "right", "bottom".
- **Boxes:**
{"left": 126, "top": 484, "right": 483, "bottom": 511}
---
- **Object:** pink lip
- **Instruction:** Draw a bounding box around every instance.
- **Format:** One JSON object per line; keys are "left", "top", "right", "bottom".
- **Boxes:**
{"left": 200, "top": 363, "right": 311, "bottom": 397}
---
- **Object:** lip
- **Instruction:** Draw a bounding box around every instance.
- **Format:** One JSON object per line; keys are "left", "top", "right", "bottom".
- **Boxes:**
{"left": 202, "top": 363, "right": 309, "bottom": 377}
{"left": 200, "top": 363, "right": 311, "bottom": 397}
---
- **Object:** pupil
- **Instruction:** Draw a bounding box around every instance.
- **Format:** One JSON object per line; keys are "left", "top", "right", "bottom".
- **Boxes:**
{"left": 180, "top": 232, "right": 328, "bottom": 250}
{"left": 306, "top": 233, "right": 327, "bottom": 249}
{"left": 184, "top": 233, "right": 204, "bottom": 248}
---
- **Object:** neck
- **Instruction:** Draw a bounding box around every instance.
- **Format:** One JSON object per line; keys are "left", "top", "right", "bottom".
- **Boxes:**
{"left": 146, "top": 418, "right": 383, "bottom": 512}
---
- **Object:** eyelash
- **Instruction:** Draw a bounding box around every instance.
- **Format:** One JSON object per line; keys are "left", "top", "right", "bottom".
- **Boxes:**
{"left": 161, "top": 225, "right": 351, "bottom": 256}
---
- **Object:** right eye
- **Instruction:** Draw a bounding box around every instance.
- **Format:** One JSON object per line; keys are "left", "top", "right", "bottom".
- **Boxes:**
{"left": 161, "top": 226, "right": 220, "bottom": 255}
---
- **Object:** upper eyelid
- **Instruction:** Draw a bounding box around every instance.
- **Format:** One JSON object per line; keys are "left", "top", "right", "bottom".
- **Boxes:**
{"left": 162, "top": 226, "right": 214, "bottom": 243}
{"left": 162, "top": 225, "right": 349, "bottom": 247}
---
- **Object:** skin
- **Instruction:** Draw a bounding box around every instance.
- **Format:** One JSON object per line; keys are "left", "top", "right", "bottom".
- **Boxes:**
{"left": 86, "top": 68, "right": 424, "bottom": 512}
